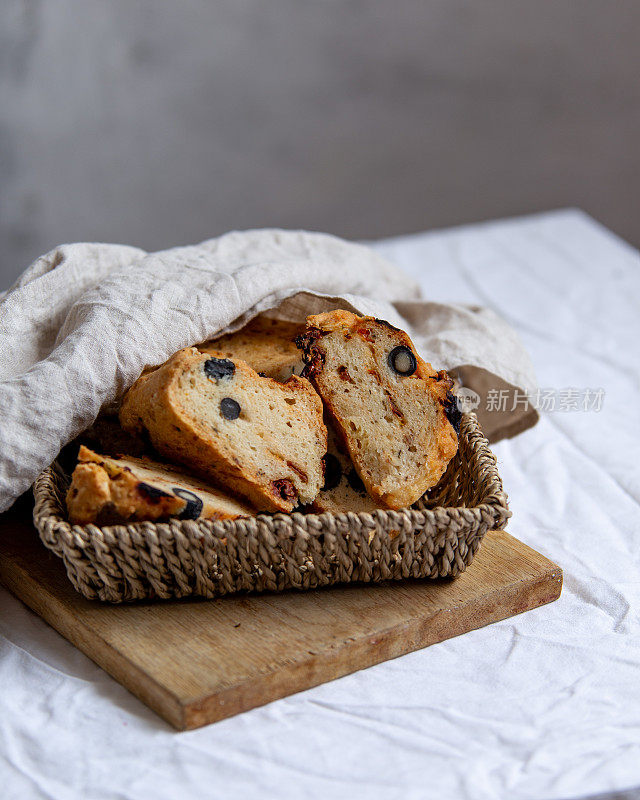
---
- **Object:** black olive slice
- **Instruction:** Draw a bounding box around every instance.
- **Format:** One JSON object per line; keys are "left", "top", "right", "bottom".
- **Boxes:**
{"left": 204, "top": 357, "right": 235, "bottom": 380}
{"left": 173, "top": 488, "right": 204, "bottom": 520}
{"left": 387, "top": 345, "right": 417, "bottom": 376}
{"left": 137, "top": 482, "right": 172, "bottom": 501}
{"left": 444, "top": 390, "right": 462, "bottom": 434}
{"left": 220, "top": 397, "right": 241, "bottom": 420}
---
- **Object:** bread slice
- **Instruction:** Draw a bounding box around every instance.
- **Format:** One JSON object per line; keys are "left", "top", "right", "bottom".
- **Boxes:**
{"left": 119, "top": 347, "right": 327, "bottom": 513}
{"left": 296, "top": 310, "right": 459, "bottom": 509}
{"left": 309, "top": 421, "right": 384, "bottom": 514}
{"left": 67, "top": 446, "right": 254, "bottom": 525}
{"left": 199, "top": 316, "right": 304, "bottom": 382}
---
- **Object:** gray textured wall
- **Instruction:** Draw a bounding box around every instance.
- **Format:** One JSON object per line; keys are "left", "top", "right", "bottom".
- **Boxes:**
{"left": 2, "top": 0, "right": 639, "bottom": 289}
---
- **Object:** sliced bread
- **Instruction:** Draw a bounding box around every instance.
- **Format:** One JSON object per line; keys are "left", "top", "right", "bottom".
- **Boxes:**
{"left": 199, "top": 316, "right": 304, "bottom": 382}
{"left": 119, "top": 348, "right": 327, "bottom": 513}
{"left": 296, "top": 310, "right": 459, "bottom": 509}
{"left": 67, "top": 445, "right": 254, "bottom": 525}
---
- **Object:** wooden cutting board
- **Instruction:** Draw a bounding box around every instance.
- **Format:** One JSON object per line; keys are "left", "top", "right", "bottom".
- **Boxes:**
{"left": 0, "top": 502, "right": 562, "bottom": 730}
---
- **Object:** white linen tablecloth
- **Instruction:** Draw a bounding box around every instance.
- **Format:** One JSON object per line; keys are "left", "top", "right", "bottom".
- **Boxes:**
{"left": 1, "top": 209, "right": 639, "bottom": 800}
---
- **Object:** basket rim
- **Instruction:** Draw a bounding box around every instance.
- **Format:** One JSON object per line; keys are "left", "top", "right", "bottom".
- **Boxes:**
{"left": 33, "top": 412, "right": 511, "bottom": 542}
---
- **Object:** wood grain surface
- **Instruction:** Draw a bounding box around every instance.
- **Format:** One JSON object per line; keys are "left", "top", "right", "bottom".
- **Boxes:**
{"left": 0, "top": 503, "right": 562, "bottom": 730}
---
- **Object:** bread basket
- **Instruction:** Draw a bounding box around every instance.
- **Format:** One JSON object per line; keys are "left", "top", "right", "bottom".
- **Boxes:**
{"left": 32, "top": 412, "right": 510, "bottom": 603}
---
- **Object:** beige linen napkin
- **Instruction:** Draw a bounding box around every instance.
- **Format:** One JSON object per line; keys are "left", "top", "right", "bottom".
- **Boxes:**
{"left": 0, "top": 229, "right": 537, "bottom": 513}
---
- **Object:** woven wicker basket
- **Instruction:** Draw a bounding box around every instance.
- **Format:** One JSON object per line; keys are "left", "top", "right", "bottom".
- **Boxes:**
{"left": 32, "top": 413, "right": 510, "bottom": 603}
